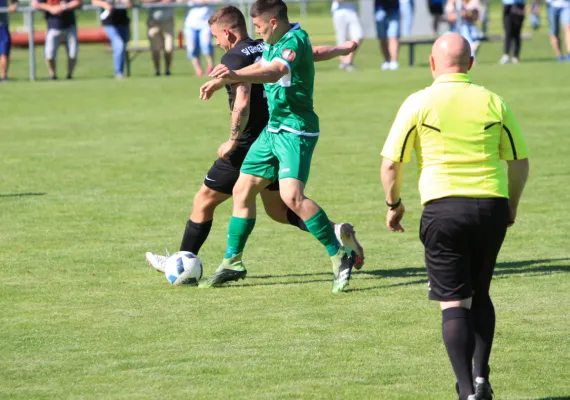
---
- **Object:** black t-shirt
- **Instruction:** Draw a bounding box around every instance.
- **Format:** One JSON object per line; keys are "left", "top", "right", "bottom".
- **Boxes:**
{"left": 220, "top": 38, "right": 269, "bottom": 166}
{"left": 100, "top": 7, "right": 130, "bottom": 26}
{"left": 375, "top": 0, "right": 399, "bottom": 11}
{"left": 38, "top": 0, "right": 76, "bottom": 30}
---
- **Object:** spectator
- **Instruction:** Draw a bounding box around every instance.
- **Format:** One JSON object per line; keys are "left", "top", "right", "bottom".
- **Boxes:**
{"left": 0, "top": 0, "right": 17, "bottom": 82}
{"left": 32, "top": 0, "right": 82, "bottom": 80}
{"left": 428, "top": 0, "right": 444, "bottom": 34}
{"left": 500, "top": 0, "right": 526, "bottom": 64}
{"left": 93, "top": 0, "right": 132, "bottom": 78}
{"left": 446, "top": 0, "right": 482, "bottom": 57}
{"left": 184, "top": 0, "right": 216, "bottom": 76}
{"left": 400, "top": 0, "right": 414, "bottom": 37}
{"left": 375, "top": 0, "right": 400, "bottom": 70}
{"left": 331, "top": 0, "right": 363, "bottom": 70}
{"left": 479, "top": 0, "right": 490, "bottom": 36}
{"left": 544, "top": 0, "right": 570, "bottom": 61}
{"left": 141, "top": 0, "right": 175, "bottom": 75}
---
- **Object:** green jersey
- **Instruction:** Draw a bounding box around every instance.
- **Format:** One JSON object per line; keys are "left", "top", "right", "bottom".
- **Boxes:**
{"left": 262, "top": 24, "right": 320, "bottom": 136}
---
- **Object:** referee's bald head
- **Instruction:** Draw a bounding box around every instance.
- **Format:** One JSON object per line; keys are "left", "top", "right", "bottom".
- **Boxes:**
{"left": 430, "top": 33, "right": 474, "bottom": 78}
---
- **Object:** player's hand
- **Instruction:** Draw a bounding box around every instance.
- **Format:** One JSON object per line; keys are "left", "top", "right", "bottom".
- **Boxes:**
{"left": 339, "top": 40, "right": 359, "bottom": 55}
{"left": 199, "top": 79, "right": 223, "bottom": 100}
{"left": 507, "top": 205, "right": 517, "bottom": 228}
{"left": 209, "top": 64, "right": 237, "bottom": 80}
{"left": 386, "top": 203, "right": 405, "bottom": 232}
{"left": 218, "top": 140, "right": 238, "bottom": 160}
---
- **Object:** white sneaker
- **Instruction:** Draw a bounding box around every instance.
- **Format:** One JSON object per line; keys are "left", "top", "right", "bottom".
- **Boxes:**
{"left": 499, "top": 55, "right": 510, "bottom": 64}
{"left": 344, "top": 64, "right": 356, "bottom": 72}
{"left": 338, "top": 63, "right": 347, "bottom": 70}
{"left": 334, "top": 223, "right": 365, "bottom": 270}
{"left": 389, "top": 61, "right": 399, "bottom": 70}
{"left": 381, "top": 61, "right": 390, "bottom": 70}
{"left": 145, "top": 251, "right": 169, "bottom": 273}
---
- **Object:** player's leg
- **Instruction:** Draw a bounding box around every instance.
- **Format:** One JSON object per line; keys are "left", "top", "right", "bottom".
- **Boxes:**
{"left": 470, "top": 198, "right": 509, "bottom": 399}
{"left": 200, "top": 129, "right": 277, "bottom": 288}
{"left": 146, "top": 158, "right": 236, "bottom": 272}
{"left": 511, "top": 7, "right": 524, "bottom": 62}
{"left": 421, "top": 198, "right": 477, "bottom": 400}
{"left": 275, "top": 132, "right": 358, "bottom": 292}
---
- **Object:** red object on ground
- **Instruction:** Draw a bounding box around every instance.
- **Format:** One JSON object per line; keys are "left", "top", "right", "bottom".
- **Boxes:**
{"left": 11, "top": 27, "right": 110, "bottom": 47}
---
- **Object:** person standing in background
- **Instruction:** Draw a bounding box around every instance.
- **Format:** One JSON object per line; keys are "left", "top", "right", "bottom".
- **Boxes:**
{"left": 93, "top": 0, "right": 132, "bottom": 78}
{"left": 142, "top": 0, "right": 175, "bottom": 75}
{"left": 400, "top": 0, "right": 414, "bottom": 37}
{"left": 544, "top": 0, "right": 570, "bottom": 61}
{"left": 500, "top": 0, "right": 526, "bottom": 64}
{"left": 331, "top": 0, "right": 363, "bottom": 70}
{"left": 428, "top": 0, "right": 444, "bottom": 34}
{"left": 375, "top": 0, "right": 400, "bottom": 70}
{"left": 0, "top": 0, "right": 17, "bottom": 81}
{"left": 446, "top": 0, "right": 482, "bottom": 57}
{"left": 184, "top": 0, "right": 216, "bottom": 76}
{"left": 33, "top": 0, "right": 81, "bottom": 80}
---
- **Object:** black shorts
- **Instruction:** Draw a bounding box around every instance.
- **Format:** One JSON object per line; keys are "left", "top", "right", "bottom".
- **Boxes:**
{"left": 204, "top": 157, "right": 279, "bottom": 195}
{"left": 428, "top": 3, "right": 443, "bottom": 15}
{"left": 420, "top": 197, "right": 509, "bottom": 301}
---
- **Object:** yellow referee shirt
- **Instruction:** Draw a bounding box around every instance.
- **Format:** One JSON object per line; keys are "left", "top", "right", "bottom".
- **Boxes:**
{"left": 381, "top": 73, "right": 529, "bottom": 205}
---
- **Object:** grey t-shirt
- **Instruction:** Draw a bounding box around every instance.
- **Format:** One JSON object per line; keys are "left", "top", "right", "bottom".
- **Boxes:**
{"left": 148, "top": 5, "right": 174, "bottom": 21}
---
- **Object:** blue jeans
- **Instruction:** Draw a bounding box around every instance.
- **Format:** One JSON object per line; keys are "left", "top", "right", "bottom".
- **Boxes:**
{"left": 548, "top": 5, "right": 570, "bottom": 36}
{"left": 103, "top": 24, "right": 130, "bottom": 75}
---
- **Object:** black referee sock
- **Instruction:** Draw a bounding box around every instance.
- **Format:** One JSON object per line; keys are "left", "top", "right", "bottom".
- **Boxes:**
{"left": 471, "top": 294, "right": 495, "bottom": 381}
{"left": 179, "top": 219, "right": 212, "bottom": 255}
{"left": 442, "top": 307, "right": 475, "bottom": 400}
{"left": 286, "top": 209, "right": 308, "bottom": 232}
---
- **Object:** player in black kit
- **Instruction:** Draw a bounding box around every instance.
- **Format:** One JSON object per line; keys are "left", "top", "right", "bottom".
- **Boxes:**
{"left": 146, "top": 6, "right": 363, "bottom": 277}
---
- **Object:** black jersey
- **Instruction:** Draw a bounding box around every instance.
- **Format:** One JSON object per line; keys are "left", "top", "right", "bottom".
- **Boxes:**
{"left": 220, "top": 38, "right": 269, "bottom": 166}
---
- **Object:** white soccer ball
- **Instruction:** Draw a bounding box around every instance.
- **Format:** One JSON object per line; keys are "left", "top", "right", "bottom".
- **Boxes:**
{"left": 164, "top": 251, "right": 203, "bottom": 286}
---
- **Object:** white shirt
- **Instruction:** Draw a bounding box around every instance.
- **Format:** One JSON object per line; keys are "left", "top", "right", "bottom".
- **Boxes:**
{"left": 184, "top": 5, "right": 215, "bottom": 29}
{"left": 331, "top": 0, "right": 358, "bottom": 12}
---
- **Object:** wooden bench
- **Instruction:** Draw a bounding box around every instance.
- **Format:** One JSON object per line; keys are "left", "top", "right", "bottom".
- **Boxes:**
{"left": 400, "top": 32, "right": 533, "bottom": 67}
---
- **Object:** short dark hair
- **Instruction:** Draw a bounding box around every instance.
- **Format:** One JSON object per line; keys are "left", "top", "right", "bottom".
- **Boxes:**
{"left": 250, "top": 0, "right": 288, "bottom": 21}
{"left": 208, "top": 6, "right": 247, "bottom": 31}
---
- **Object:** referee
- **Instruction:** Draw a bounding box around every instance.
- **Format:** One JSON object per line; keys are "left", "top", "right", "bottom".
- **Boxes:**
{"left": 380, "top": 33, "right": 529, "bottom": 400}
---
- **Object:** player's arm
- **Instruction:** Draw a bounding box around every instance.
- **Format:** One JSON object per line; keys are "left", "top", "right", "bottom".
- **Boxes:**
{"left": 312, "top": 41, "right": 358, "bottom": 62}
{"left": 380, "top": 94, "right": 420, "bottom": 232}
{"left": 210, "top": 59, "right": 287, "bottom": 84}
{"left": 199, "top": 77, "right": 235, "bottom": 100}
{"left": 91, "top": 0, "right": 113, "bottom": 10}
{"left": 7, "top": 0, "right": 18, "bottom": 12}
{"left": 500, "top": 100, "right": 530, "bottom": 226}
{"left": 65, "top": 0, "right": 82, "bottom": 10}
{"left": 218, "top": 83, "right": 252, "bottom": 160}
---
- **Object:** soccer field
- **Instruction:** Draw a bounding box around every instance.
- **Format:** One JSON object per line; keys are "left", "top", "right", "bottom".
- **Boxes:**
{"left": 2, "top": 11, "right": 570, "bottom": 399}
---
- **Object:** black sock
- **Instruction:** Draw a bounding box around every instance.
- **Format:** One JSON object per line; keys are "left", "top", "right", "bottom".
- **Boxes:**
{"left": 471, "top": 294, "right": 495, "bottom": 381}
{"left": 286, "top": 209, "right": 308, "bottom": 232}
{"left": 179, "top": 219, "right": 212, "bottom": 255}
{"left": 442, "top": 307, "right": 475, "bottom": 400}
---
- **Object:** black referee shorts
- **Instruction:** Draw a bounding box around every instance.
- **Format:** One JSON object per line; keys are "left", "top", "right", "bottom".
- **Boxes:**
{"left": 420, "top": 197, "right": 509, "bottom": 301}
{"left": 204, "top": 158, "right": 279, "bottom": 195}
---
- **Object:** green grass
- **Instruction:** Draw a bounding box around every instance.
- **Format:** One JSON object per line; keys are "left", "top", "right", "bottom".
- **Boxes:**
{"left": 2, "top": 10, "right": 570, "bottom": 400}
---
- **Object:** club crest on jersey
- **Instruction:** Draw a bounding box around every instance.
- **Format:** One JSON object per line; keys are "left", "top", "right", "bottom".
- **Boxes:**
{"left": 282, "top": 49, "right": 296, "bottom": 62}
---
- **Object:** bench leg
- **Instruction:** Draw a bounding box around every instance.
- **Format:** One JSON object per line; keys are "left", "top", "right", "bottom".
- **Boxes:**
{"left": 409, "top": 44, "right": 415, "bottom": 67}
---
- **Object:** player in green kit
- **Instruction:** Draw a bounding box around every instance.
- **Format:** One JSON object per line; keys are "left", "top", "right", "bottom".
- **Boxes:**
{"left": 199, "top": 0, "right": 360, "bottom": 293}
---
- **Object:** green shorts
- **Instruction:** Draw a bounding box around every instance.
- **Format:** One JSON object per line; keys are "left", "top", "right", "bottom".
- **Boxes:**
{"left": 240, "top": 128, "right": 319, "bottom": 185}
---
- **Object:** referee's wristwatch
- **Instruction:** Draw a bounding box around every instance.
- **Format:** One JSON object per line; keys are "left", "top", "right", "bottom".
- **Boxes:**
{"left": 386, "top": 198, "right": 402, "bottom": 210}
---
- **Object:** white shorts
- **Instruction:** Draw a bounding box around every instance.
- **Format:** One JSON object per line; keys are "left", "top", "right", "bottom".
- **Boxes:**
{"left": 332, "top": 9, "right": 364, "bottom": 45}
{"left": 45, "top": 26, "right": 78, "bottom": 60}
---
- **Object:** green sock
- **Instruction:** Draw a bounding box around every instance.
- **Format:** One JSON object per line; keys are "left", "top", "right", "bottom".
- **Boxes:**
{"left": 224, "top": 217, "right": 256, "bottom": 259}
{"left": 304, "top": 208, "right": 340, "bottom": 257}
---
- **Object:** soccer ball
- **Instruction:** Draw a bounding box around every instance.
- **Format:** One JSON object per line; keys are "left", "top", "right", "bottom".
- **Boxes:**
{"left": 164, "top": 251, "right": 203, "bottom": 286}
